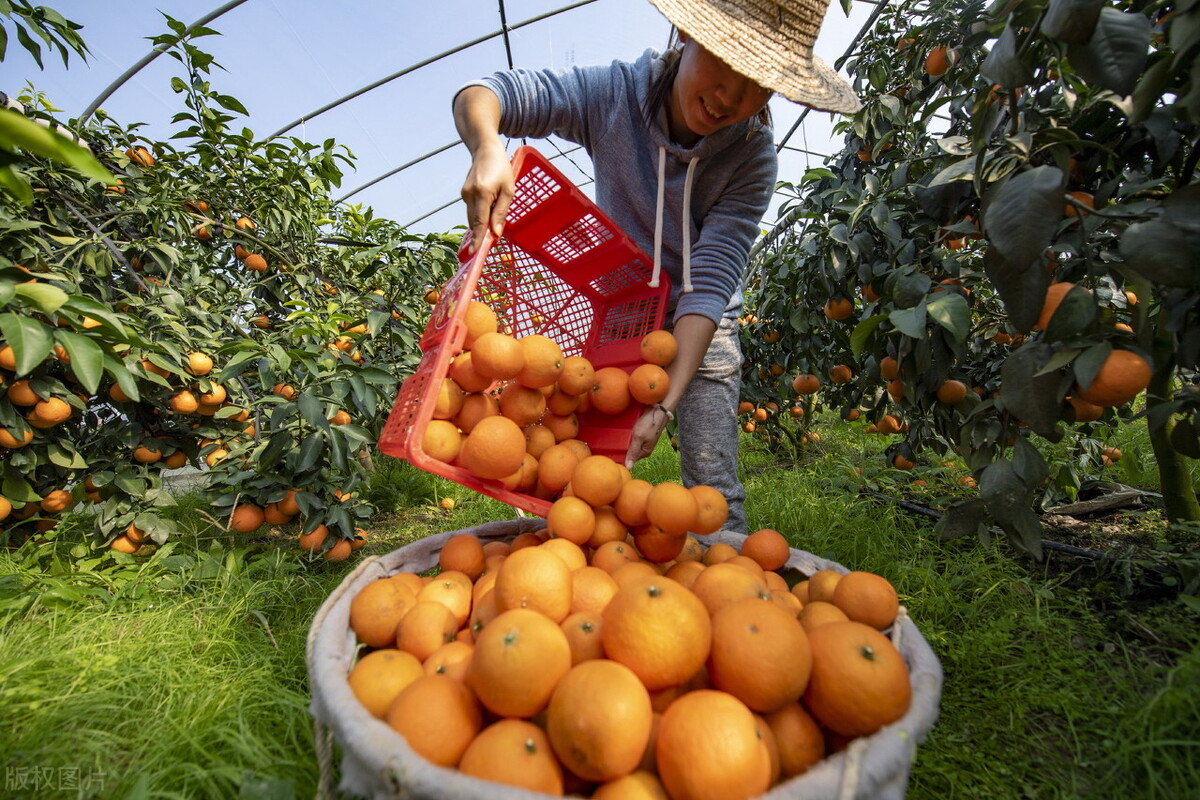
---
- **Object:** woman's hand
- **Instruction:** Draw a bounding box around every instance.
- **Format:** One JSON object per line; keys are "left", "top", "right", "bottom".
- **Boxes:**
{"left": 454, "top": 86, "right": 511, "bottom": 252}
{"left": 461, "top": 142, "right": 514, "bottom": 251}
{"left": 625, "top": 404, "right": 673, "bottom": 469}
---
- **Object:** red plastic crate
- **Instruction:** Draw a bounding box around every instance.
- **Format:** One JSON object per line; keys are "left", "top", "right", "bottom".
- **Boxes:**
{"left": 378, "top": 146, "right": 670, "bottom": 517}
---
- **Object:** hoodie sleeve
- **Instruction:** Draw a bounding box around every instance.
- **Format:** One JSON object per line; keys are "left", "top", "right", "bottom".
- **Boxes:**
{"left": 674, "top": 136, "right": 778, "bottom": 325}
{"left": 457, "top": 63, "right": 620, "bottom": 151}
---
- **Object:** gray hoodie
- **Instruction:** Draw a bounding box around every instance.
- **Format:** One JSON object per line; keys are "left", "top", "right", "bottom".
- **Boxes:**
{"left": 461, "top": 48, "right": 778, "bottom": 325}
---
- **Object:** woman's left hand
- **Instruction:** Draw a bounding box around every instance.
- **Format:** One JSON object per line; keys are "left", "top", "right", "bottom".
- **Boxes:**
{"left": 625, "top": 404, "right": 672, "bottom": 469}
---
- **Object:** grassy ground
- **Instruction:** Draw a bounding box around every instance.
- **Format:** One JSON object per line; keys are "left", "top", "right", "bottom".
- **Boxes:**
{"left": 0, "top": 420, "right": 1196, "bottom": 799}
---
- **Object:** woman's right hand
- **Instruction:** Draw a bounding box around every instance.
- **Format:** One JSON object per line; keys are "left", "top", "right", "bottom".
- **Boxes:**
{"left": 461, "top": 141, "right": 514, "bottom": 252}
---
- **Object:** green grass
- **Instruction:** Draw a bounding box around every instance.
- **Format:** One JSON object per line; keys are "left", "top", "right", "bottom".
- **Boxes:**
{"left": 0, "top": 422, "right": 1196, "bottom": 799}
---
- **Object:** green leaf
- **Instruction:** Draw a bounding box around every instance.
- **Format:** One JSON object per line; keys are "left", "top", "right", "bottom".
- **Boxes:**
{"left": 981, "top": 24, "right": 1034, "bottom": 89}
{"left": 2, "top": 467, "right": 41, "bottom": 503}
{"left": 104, "top": 354, "right": 141, "bottom": 403}
{"left": 0, "top": 163, "right": 33, "bottom": 205}
{"left": 889, "top": 304, "right": 927, "bottom": 339}
{"left": 927, "top": 293, "right": 970, "bottom": 343}
{"left": 295, "top": 432, "right": 324, "bottom": 473}
{"left": 59, "top": 295, "right": 130, "bottom": 336}
{"left": 48, "top": 441, "right": 87, "bottom": 469}
{"left": 850, "top": 314, "right": 888, "bottom": 358}
{"left": 0, "top": 109, "right": 113, "bottom": 183}
{"left": 1043, "top": 0, "right": 1102, "bottom": 43}
{"left": 982, "top": 247, "right": 1051, "bottom": 333}
{"left": 1067, "top": 7, "right": 1151, "bottom": 97}
{"left": 1000, "top": 343, "right": 1066, "bottom": 439}
{"left": 1043, "top": 285, "right": 1098, "bottom": 342}
{"left": 979, "top": 460, "right": 1043, "bottom": 558}
{"left": 1072, "top": 341, "right": 1113, "bottom": 395}
{"left": 13, "top": 281, "right": 67, "bottom": 314}
{"left": 297, "top": 392, "right": 328, "bottom": 429}
{"left": 935, "top": 498, "right": 988, "bottom": 541}
{"left": 1119, "top": 215, "right": 1200, "bottom": 287}
{"left": 982, "top": 166, "right": 1065, "bottom": 274}
{"left": 0, "top": 312, "right": 54, "bottom": 375}
{"left": 54, "top": 330, "right": 105, "bottom": 394}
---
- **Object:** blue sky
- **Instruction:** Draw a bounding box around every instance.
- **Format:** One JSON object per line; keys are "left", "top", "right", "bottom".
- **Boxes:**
{"left": 5, "top": 0, "right": 871, "bottom": 236}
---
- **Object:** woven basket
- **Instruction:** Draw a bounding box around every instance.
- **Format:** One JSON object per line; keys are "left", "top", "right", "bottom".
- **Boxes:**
{"left": 307, "top": 520, "right": 944, "bottom": 799}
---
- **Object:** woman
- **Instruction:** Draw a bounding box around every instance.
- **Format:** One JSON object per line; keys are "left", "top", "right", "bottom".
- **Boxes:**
{"left": 454, "top": 0, "right": 860, "bottom": 534}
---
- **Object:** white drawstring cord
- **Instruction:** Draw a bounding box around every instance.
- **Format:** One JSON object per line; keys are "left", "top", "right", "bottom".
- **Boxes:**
{"left": 650, "top": 146, "right": 666, "bottom": 288}
{"left": 681, "top": 156, "right": 698, "bottom": 293}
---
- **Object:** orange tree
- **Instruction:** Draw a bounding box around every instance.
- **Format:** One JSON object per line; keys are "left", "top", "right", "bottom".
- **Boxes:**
{"left": 0, "top": 12, "right": 458, "bottom": 553}
{"left": 744, "top": 0, "right": 1198, "bottom": 555}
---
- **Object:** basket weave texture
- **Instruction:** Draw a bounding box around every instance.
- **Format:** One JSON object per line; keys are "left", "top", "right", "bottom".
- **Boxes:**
{"left": 307, "top": 520, "right": 944, "bottom": 799}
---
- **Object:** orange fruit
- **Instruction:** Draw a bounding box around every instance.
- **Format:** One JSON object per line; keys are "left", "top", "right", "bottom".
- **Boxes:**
{"left": 547, "top": 495, "right": 596, "bottom": 546}
{"left": 602, "top": 576, "right": 712, "bottom": 690}
{"left": 1075, "top": 349, "right": 1152, "bottom": 407}
{"left": 298, "top": 523, "right": 329, "bottom": 554}
{"left": 633, "top": 526, "right": 688, "bottom": 564}
{"left": 546, "top": 385, "right": 581, "bottom": 416}
{"left": 791, "top": 374, "right": 820, "bottom": 395}
{"left": 455, "top": 392, "right": 499, "bottom": 434}
{"left": 725, "top": 555, "right": 766, "bottom": 579}
{"left": 396, "top": 600, "right": 458, "bottom": 661}
{"left": 277, "top": 489, "right": 301, "bottom": 517}
{"left": 547, "top": 659, "right": 654, "bottom": 782}
{"left": 740, "top": 528, "right": 790, "bottom": 571}
{"left": 709, "top": 598, "right": 812, "bottom": 712}
{"left": 347, "top": 649, "right": 423, "bottom": 718}
{"left": 829, "top": 364, "right": 854, "bottom": 384}
{"left": 229, "top": 503, "right": 265, "bottom": 533}
{"left": 460, "top": 415, "right": 525, "bottom": 480}
{"left": 424, "top": 640, "right": 475, "bottom": 682}
{"left": 244, "top": 253, "right": 268, "bottom": 272}
{"left": 925, "top": 45, "right": 950, "bottom": 76}
{"left": 516, "top": 334, "right": 564, "bottom": 388}
{"left": 588, "top": 505, "right": 629, "bottom": 548}
{"left": 439, "top": 533, "right": 486, "bottom": 580}
{"left": 590, "top": 367, "right": 632, "bottom": 415}
{"left": 498, "top": 382, "right": 546, "bottom": 426}
{"left": 640, "top": 330, "right": 678, "bottom": 366}
{"left": 537, "top": 443, "right": 579, "bottom": 492}
{"left": 591, "top": 540, "right": 642, "bottom": 574}
{"left": 5, "top": 380, "right": 38, "bottom": 406}
{"left": 467, "top": 607, "right": 572, "bottom": 718}
{"left": 645, "top": 482, "right": 697, "bottom": 536}
{"left": 39, "top": 490, "right": 73, "bottom": 513}
{"left": 1065, "top": 190, "right": 1095, "bottom": 217}
{"left": 823, "top": 297, "right": 853, "bottom": 320}
{"left": 936, "top": 379, "right": 968, "bottom": 404}
{"left": 433, "top": 377, "right": 465, "bottom": 419}
{"left": 462, "top": 300, "right": 498, "bottom": 348}
{"left": 807, "top": 569, "right": 843, "bottom": 604}
{"left": 350, "top": 578, "right": 417, "bottom": 648}
{"left": 538, "top": 536, "right": 586, "bottom": 571}
{"left": 804, "top": 621, "right": 911, "bottom": 736}
{"left": 628, "top": 364, "right": 670, "bottom": 404}
{"left": 542, "top": 412, "right": 580, "bottom": 442}
{"left": 765, "top": 702, "right": 826, "bottom": 778}
{"left": 665, "top": 560, "right": 706, "bottom": 591}
{"left": 186, "top": 352, "right": 213, "bottom": 376}
{"left": 656, "top": 690, "right": 772, "bottom": 800}
{"left": 571, "top": 455, "right": 624, "bottom": 507}
{"left": 614, "top": 478, "right": 654, "bottom": 527}
{"left": 592, "top": 771, "right": 667, "bottom": 799}
{"left": 560, "top": 610, "right": 606, "bottom": 665}
{"left": 133, "top": 444, "right": 163, "bottom": 463}
{"left": 570, "top": 566, "right": 620, "bottom": 615}
{"left": 385, "top": 674, "right": 482, "bottom": 767}
{"left": 472, "top": 332, "right": 525, "bottom": 379}
{"left": 263, "top": 502, "right": 292, "bottom": 525}
{"left": 417, "top": 574, "right": 473, "bottom": 630}
{"left": 448, "top": 351, "right": 492, "bottom": 393}
{"left": 523, "top": 424, "right": 556, "bottom": 458}
{"left": 493, "top": 545, "right": 573, "bottom": 621}
{"left": 558, "top": 355, "right": 596, "bottom": 395}
{"left": 458, "top": 719, "right": 564, "bottom": 794}
{"left": 831, "top": 571, "right": 899, "bottom": 630}
{"left": 422, "top": 419, "right": 462, "bottom": 463}
{"left": 702, "top": 542, "right": 739, "bottom": 566}
{"left": 690, "top": 562, "right": 770, "bottom": 617}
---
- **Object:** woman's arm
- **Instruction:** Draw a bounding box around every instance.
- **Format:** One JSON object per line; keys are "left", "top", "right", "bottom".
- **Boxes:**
{"left": 625, "top": 313, "right": 717, "bottom": 468}
{"left": 454, "top": 86, "right": 515, "bottom": 250}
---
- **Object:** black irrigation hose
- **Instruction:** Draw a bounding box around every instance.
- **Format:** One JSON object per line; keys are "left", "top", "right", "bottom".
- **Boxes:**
{"left": 857, "top": 488, "right": 1119, "bottom": 562}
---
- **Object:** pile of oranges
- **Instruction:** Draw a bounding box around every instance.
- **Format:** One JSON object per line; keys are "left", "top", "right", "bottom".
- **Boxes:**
{"left": 346, "top": 527, "right": 911, "bottom": 799}
{"left": 423, "top": 301, "right": 675, "bottom": 505}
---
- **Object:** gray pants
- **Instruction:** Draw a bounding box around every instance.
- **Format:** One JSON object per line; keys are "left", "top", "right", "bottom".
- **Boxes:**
{"left": 676, "top": 317, "right": 747, "bottom": 535}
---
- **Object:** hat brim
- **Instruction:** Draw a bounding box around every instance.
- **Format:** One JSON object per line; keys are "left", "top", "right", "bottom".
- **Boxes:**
{"left": 649, "top": 0, "right": 862, "bottom": 114}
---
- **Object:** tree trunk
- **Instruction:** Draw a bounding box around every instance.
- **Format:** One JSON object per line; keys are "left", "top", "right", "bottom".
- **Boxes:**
{"left": 1146, "top": 368, "right": 1200, "bottom": 523}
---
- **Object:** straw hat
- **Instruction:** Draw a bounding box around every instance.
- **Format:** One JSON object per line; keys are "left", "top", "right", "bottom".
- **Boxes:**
{"left": 647, "top": 0, "right": 862, "bottom": 114}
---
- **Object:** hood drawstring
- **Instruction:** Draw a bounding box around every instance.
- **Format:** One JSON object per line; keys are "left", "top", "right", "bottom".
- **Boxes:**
{"left": 649, "top": 145, "right": 698, "bottom": 294}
